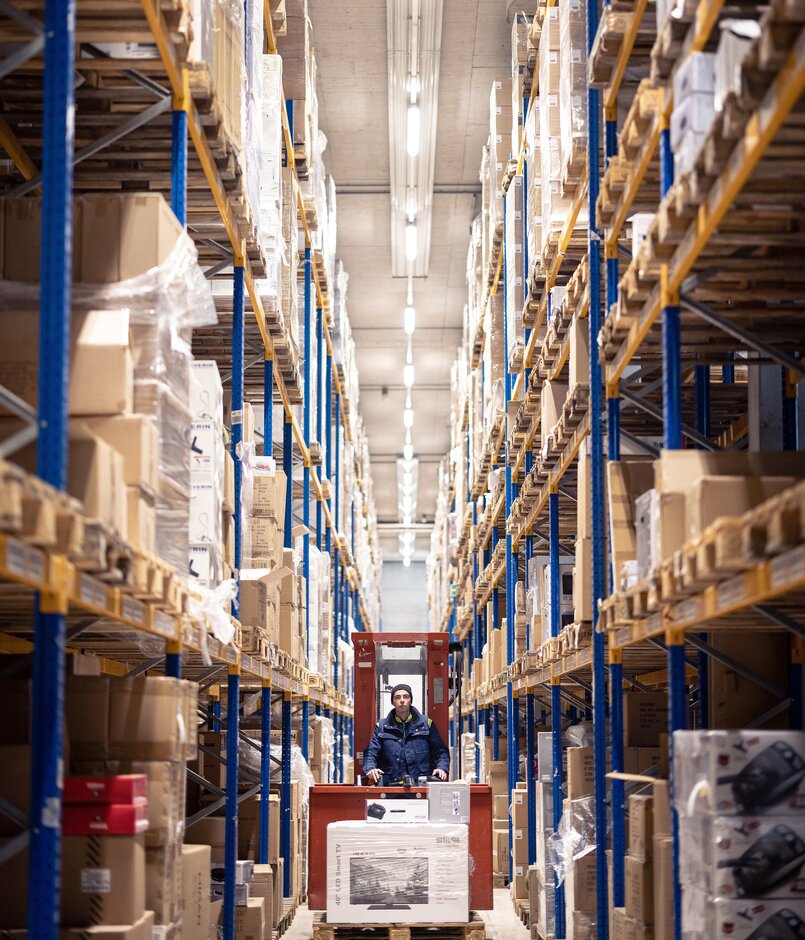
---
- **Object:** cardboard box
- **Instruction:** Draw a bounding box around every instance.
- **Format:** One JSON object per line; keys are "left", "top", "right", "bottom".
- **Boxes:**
{"left": 78, "top": 193, "right": 183, "bottom": 283}
{"left": 125, "top": 486, "right": 156, "bottom": 553}
{"left": 68, "top": 430, "right": 126, "bottom": 533}
{"left": 62, "top": 911, "right": 155, "bottom": 940}
{"left": 567, "top": 747, "right": 594, "bottom": 800}
{"left": 574, "top": 536, "right": 592, "bottom": 622}
{"left": 627, "top": 794, "right": 653, "bottom": 860}
{"left": 240, "top": 579, "right": 268, "bottom": 629}
{"left": 622, "top": 747, "right": 662, "bottom": 776}
{"left": 635, "top": 488, "right": 686, "bottom": 578}
{"left": 234, "top": 897, "right": 265, "bottom": 940}
{"left": 108, "top": 677, "right": 196, "bottom": 762}
{"left": 184, "top": 817, "right": 226, "bottom": 863}
{"left": 653, "top": 835, "right": 673, "bottom": 940}
{"left": 249, "top": 470, "right": 287, "bottom": 520}
{"left": 493, "top": 826, "right": 509, "bottom": 873}
{"left": 569, "top": 314, "right": 589, "bottom": 388}
{"left": 686, "top": 893, "right": 805, "bottom": 939}
{"left": 686, "top": 474, "right": 797, "bottom": 540}
{"left": 541, "top": 380, "right": 568, "bottom": 435}
{"left": 82, "top": 416, "right": 159, "bottom": 492}
{"left": 607, "top": 459, "right": 655, "bottom": 573}
{"left": 146, "top": 842, "right": 183, "bottom": 925}
{"left": 511, "top": 862, "right": 528, "bottom": 900}
{"left": 61, "top": 833, "right": 146, "bottom": 926}
{"left": 250, "top": 863, "right": 274, "bottom": 938}
{"left": 238, "top": 794, "right": 280, "bottom": 864}
{"left": 624, "top": 854, "right": 653, "bottom": 925}
{"left": 493, "top": 793, "right": 509, "bottom": 820}
{"left": 182, "top": 845, "right": 210, "bottom": 940}
{"left": 623, "top": 693, "right": 667, "bottom": 748}
{"left": 66, "top": 676, "right": 112, "bottom": 760}
{"left": 566, "top": 852, "right": 597, "bottom": 913}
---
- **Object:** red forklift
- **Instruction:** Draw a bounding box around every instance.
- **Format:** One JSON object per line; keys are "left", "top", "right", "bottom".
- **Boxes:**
{"left": 307, "top": 632, "right": 494, "bottom": 911}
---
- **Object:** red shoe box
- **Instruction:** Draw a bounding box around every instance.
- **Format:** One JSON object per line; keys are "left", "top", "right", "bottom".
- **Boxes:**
{"left": 64, "top": 774, "right": 148, "bottom": 804}
{"left": 62, "top": 801, "right": 149, "bottom": 835}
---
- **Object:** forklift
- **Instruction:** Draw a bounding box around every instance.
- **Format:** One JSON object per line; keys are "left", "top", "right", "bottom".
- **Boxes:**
{"left": 307, "top": 632, "right": 494, "bottom": 911}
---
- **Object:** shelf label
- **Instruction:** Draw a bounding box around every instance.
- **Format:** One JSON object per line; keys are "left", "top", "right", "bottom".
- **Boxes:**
{"left": 5, "top": 538, "right": 27, "bottom": 579}
{"left": 676, "top": 597, "right": 701, "bottom": 626}
{"left": 122, "top": 596, "right": 145, "bottom": 626}
{"left": 80, "top": 575, "right": 107, "bottom": 610}
{"left": 771, "top": 546, "right": 805, "bottom": 591}
{"left": 717, "top": 575, "right": 745, "bottom": 611}
{"left": 27, "top": 546, "right": 46, "bottom": 583}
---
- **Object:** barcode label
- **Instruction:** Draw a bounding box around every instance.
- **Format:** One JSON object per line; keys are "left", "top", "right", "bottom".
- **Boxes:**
{"left": 81, "top": 868, "right": 111, "bottom": 894}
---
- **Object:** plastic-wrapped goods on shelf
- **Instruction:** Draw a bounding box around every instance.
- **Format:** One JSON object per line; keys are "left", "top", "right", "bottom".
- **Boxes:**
{"left": 465, "top": 215, "right": 484, "bottom": 336}
{"left": 480, "top": 144, "right": 492, "bottom": 286}
{"left": 309, "top": 714, "right": 335, "bottom": 783}
{"left": 260, "top": 55, "right": 284, "bottom": 254}
{"left": 715, "top": 20, "right": 761, "bottom": 112}
{"left": 212, "top": 0, "right": 246, "bottom": 153}
{"left": 297, "top": 277, "right": 319, "bottom": 438}
{"left": 671, "top": 53, "right": 716, "bottom": 179}
{"left": 281, "top": 168, "right": 301, "bottom": 360}
{"left": 241, "top": 457, "right": 287, "bottom": 569}
{"left": 559, "top": 0, "right": 588, "bottom": 183}
{"left": 538, "top": 7, "right": 565, "bottom": 255}
{"left": 682, "top": 893, "right": 805, "bottom": 939}
{"left": 488, "top": 79, "right": 513, "bottom": 249}
{"left": 525, "top": 98, "right": 542, "bottom": 274}
{"left": 511, "top": 12, "right": 533, "bottom": 156}
{"left": 326, "top": 822, "right": 470, "bottom": 924}
{"left": 242, "top": 0, "right": 264, "bottom": 243}
{"left": 505, "top": 174, "right": 525, "bottom": 372}
{"left": 276, "top": 0, "right": 317, "bottom": 170}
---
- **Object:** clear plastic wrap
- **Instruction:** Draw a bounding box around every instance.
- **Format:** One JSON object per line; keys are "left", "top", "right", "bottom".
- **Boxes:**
{"left": 188, "top": 579, "right": 238, "bottom": 648}
{"left": 325, "top": 822, "right": 470, "bottom": 924}
{"left": 239, "top": 740, "right": 315, "bottom": 807}
{"left": 682, "top": 892, "right": 805, "bottom": 939}
{"left": 559, "top": 0, "right": 588, "bottom": 178}
{"left": 550, "top": 795, "right": 596, "bottom": 887}
{"left": 504, "top": 175, "right": 525, "bottom": 369}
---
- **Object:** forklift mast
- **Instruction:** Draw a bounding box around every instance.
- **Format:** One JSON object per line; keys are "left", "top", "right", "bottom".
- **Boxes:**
{"left": 352, "top": 632, "right": 452, "bottom": 779}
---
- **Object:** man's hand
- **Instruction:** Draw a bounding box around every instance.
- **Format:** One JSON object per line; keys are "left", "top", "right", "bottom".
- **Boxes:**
{"left": 433, "top": 769, "right": 448, "bottom": 781}
{"left": 366, "top": 768, "right": 383, "bottom": 783}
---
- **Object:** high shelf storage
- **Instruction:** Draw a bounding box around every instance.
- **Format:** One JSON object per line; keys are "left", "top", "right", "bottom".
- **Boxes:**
{"left": 429, "top": 2, "right": 805, "bottom": 938}
{"left": 0, "top": 0, "right": 380, "bottom": 937}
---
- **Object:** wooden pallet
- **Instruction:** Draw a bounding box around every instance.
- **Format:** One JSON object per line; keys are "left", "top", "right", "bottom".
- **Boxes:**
{"left": 312, "top": 912, "right": 486, "bottom": 940}
{"left": 273, "top": 898, "right": 297, "bottom": 938}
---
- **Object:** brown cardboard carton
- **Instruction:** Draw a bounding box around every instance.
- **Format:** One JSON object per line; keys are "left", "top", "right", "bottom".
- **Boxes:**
{"left": 61, "top": 833, "right": 146, "bottom": 926}
{"left": 62, "top": 910, "right": 155, "bottom": 940}
{"left": 511, "top": 862, "right": 528, "bottom": 901}
{"left": 240, "top": 579, "right": 268, "bottom": 629}
{"left": 78, "top": 193, "right": 183, "bottom": 284}
{"left": 235, "top": 897, "right": 265, "bottom": 940}
{"left": 0, "top": 308, "right": 133, "bottom": 417}
{"left": 182, "top": 844, "right": 211, "bottom": 940}
{"left": 569, "top": 314, "right": 590, "bottom": 388}
{"left": 612, "top": 907, "right": 627, "bottom": 940}
{"left": 108, "top": 677, "right": 194, "bottom": 762}
{"left": 223, "top": 451, "right": 235, "bottom": 513}
{"left": 627, "top": 794, "right": 653, "bottom": 860}
{"left": 622, "top": 747, "right": 662, "bottom": 776}
{"left": 493, "top": 826, "right": 509, "bottom": 872}
{"left": 541, "top": 380, "right": 568, "bottom": 434}
{"left": 273, "top": 858, "right": 284, "bottom": 927}
{"left": 65, "top": 676, "right": 111, "bottom": 760}
{"left": 625, "top": 919, "right": 656, "bottom": 940}
{"left": 566, "top": 851, "right": 597, "bottom": 912}
{"left": 68, "top": 429, "right": 126, "bottom": 532}
{"left": 81, "top": 416, "right": 159, "bottom": 491}
{"left": 0, "top": 744, "right": 30, "bottom": 835}
{"left": 567, "top": 747, "right": 594, "bottom": 799}
{"left": 574, "top": 537, "right": 592, "bottom": 621}
{"left": 654, "top": 450, "right": 805, "bottom": 497}
{"left": 146, "top": 842, "right": 183, "bottom": 925}
{"left": 493, "top": 793, "right": 509, "bottom": 820}
{"left": 185, "top": 816, "right": 226, "bottom": 864}
{"left": 251, "top": 864, "right": 274, "bottom": 938}
{"left": 686, "top": 474, "right": 797, "bottom": 540}
{"left": 125, "top": 486, "right": 156, "bottom": 554}
{"left": 623, "top": 693, "right": 667, "bottom": 748}
{"left": 250, "top": 471, "right": 287, "bottom": 519}
{"left": 607, "top": 459, "right": 655, "bottom": 573}
{"left": 652, "top": 835, "right": 674, "bottom": 940}
{"left": 238, "top": 794, "right": 280, "bottom": 864}
{"left": 652, "top": 780, "right": 671, "bottom": 838}
{"left": 624, "top": 854, "right": 654, "bottom": 925}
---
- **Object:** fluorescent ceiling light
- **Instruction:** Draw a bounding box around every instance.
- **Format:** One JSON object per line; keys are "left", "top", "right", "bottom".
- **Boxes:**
{"left": 403, "top": 443, "right": 413, "bottom": 460}
{"left": 403, "top": 364, "right": 415, "bottom": 387}
{"left": 404, "top": 305, "right": 416, "bottom": 335}
{"left": 403, "top": 408, "right": 414, "bottom": 428}
{"left": 387, "top": 0, "right": 443, "bottom": 276}
{"left": 407, "top": 104, "right": 421, "bottom": 155}
{"left": 405, "top": 222, "right": 418, "bottom": 261}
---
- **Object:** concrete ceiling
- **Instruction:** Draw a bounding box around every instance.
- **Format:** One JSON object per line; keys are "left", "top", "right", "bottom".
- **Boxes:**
{"left": 309, "top": 0, "right": 512, "bottom": 561}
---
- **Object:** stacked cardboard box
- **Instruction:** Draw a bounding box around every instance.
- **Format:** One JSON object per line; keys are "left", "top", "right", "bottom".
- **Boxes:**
{"left": 242, "top": 457, "right": 286, "bottom": 569}
{"left": 671, "top": 53, "right": 715, "bottom": 179}
{"left": 558, "top": 0, "right": 588, "bottom": 180}
{"left": 505, "top": 174, "right": 526, "bottom": 373}
{"left": 675, "top": 731, "right": 805, "bottom": 939}
{"left": 488, "top": 79, "right": 513, "bottom": 251}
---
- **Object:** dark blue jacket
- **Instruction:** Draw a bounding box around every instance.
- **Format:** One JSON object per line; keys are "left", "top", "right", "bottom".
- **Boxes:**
{"left": 363, "top": 707, "right": 450, "bottom": 782}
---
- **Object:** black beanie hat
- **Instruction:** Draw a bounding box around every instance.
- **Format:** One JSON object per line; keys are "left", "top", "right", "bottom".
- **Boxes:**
{"left": 390, "top": 683, "right": 413, "bottom": 702}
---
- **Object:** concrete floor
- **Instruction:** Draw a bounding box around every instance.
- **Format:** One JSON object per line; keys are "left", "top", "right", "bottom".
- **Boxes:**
{"left": 282, "top": 889, "right": 530, "bottom": 939}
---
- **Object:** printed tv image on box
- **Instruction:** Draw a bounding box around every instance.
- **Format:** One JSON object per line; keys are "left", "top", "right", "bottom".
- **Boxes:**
{"left": 349, "top": 857, "right": 429, "bottom": 908}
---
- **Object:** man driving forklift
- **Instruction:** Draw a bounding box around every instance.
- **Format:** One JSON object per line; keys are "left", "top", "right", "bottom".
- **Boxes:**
{"left": 363, "top": 683, "right": 450, "bottom": 785}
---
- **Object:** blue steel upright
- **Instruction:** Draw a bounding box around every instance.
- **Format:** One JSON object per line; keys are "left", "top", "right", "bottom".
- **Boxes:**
{"left": 316, "top": 307, "right": 324, "bottom": 546}
{"left": 283, "top": 417, "right": 293, "bottom": 549}
{"left": 587, "top": 0, "right": 609, "bottom": 927}
{"left": 281, "top": 693, "right": 293, "bottom": 897}
{"left": 303, "top": 247, "right": 312, "bottom": 665}
{"left": 231, "top": 265, "right": 245, "bottom": 617}
{"left": 28, "top": 0, "right": 76, "bottom": 929}
{"left": 258, "top": 683, "right": 272, "bottom": 864}
{"left": 223, "top": 669, "right": 241, "bottom": 940}
{"left": 170, "top": 99, "right": 187, "bottom": 226}
{"left": 264, "top": 357, "right": 274, "bottom": 457}
{"left": 549, "top": 492, "right": 565, "bottom": 937}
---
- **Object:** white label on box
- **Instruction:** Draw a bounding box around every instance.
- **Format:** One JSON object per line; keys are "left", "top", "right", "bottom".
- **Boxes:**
{"left": 81, "top": 868, "right": 111, "bottom": 893}
{"left": 231, "top": 409, "right": 243, "bottom": 426}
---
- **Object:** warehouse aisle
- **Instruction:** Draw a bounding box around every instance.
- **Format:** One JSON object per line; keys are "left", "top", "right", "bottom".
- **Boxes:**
{"left": 282, "top": 890, "right": 529, "bottom": 939}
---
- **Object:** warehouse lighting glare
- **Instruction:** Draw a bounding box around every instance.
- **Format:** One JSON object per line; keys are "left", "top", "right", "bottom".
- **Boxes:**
{"left": 407, "top": 105, "right": 421, "bottom": 155}
{"left": 403, "top": 407, "right": 414, "bottom": 428}
{"left": 403, "top": 364, "right": 415, "bottom": 388}
{"left": 404, "top": 305, "right": 416, "bottom": 335}
{"left": 405, "top": 222, "right": 418, "bottom": 261}
{"left": 403, "top": 556, "right": 411, "bottom": 568}
{"left": 403, "top": 443, "right": 414, "bottom": 460}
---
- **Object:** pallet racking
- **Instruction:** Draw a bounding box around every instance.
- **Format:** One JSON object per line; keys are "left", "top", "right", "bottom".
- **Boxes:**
{"left": 431, "top": 1, "right": 805, "bottom": 937}
{"left": 0, "top": 1, "right": 380, "bottom": 936}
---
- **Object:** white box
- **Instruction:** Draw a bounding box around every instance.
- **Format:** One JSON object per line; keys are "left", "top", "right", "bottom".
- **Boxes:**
{"left": 675, "top": 129, "right": 708, "bottom": 178}
{"left": 191, "top": 360, "right": 224, "bottom": 424}
{"left": 670, "top": 93, "right": 715, "bottom": 151}
{"left": 210, "top": 882, "right": 249, "bottom": 905}
{"left": 673, "top": 51, "right": 716, "bottom": 103}
{"left": 188, "top": 544, "right": 222, "bottom": 582}
{"left": 630, "top": 213, "right": 655, "bottom": 259}
{"left": 326, "top": 822, "right": 469, "bottom": 924}
{"left": 674, "top": 730, "right": 805, "bottom": 817}
{"left": 190, "top": 481, "right": 222, "bottom": 545}
{"left": 680, "top": 814, "right": 805, "bottom": 898}
{"left": 365, "top": 799, "right": 429, "bottom": 824}
{"left": 427, "top": 782, "right": 470, "bottom": 824}
{"left": 210, "top": 859, "right": 254, "bottom": 886}
{"left": 715, "top": 20, "right": 760, "bottom": 112}
{"left": 684, "top": 891, "right": 805, "bottom": 938}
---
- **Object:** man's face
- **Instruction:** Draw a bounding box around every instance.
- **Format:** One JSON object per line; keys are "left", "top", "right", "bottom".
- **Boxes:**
{"left": 393, "top": 690, "right": 412, "bottom": 716}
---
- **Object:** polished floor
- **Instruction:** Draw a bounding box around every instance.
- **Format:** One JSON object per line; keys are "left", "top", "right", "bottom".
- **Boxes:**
{"left": 283, "top": 888, "right": 531, "bottom": 940}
